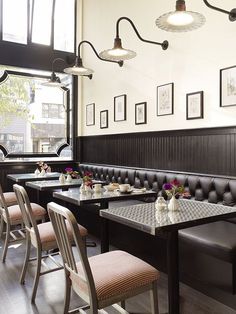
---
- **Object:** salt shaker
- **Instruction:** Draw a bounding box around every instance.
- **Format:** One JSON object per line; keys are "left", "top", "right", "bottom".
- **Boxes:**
{"left": 155, "top": 196, "right": 167, "bottom": 211}
{"left": 59, "top": 173, "right": 66, "bottom": 184}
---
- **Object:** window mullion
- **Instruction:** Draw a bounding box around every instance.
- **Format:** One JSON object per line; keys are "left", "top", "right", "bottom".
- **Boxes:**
{"left": 51, "top": 0, "right": 56, "bottom": 48}
{"left": 0, "top": 0, "right": 2, "bottom": 41}
{"left": 28, "top": 0, "right": 34, "bottom": 44}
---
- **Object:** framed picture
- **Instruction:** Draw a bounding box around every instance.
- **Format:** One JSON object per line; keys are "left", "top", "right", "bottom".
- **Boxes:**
{"left": 186, "top": 91, "right": 204, "bottom": 120}
{"left": 100, "top": 110, "right": 108, "bottom": 129}
{"left": 114, "top": 94, "right": 126, "bottom": 121}
{"left": 157, "top": 83, "right": 174, "bottom": 116}
{"left": 135, "top": 102, "right": 147, "bottom": 125}
{"left": 220, "top": 65, "right": 236, "bottom": 107}
{"left": 86, "top": 103, "right": 95, "bottom": 126}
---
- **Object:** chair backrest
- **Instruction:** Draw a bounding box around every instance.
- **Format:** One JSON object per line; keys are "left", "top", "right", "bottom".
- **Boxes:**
{"left": 0, "top": 184, "right": 9, "bottom": 220}
{"left": 47, "top": 202, "right": 97, "bottom": 305}
{"left": 13, "top": 184, "right": 41, "bottom": 242}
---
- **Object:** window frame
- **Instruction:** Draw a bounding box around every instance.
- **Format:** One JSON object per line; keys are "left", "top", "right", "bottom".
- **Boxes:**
{"left": 0, "top": 69, "right": 73, "bottom": 159}
{"left": 0, "top": 0, "right": 77, "bottom": 161}
{"left": 0, "top": 0, "right": 76, "bottom": 72}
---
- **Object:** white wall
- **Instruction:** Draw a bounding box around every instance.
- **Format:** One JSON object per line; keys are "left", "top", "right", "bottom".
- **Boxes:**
{"left": 78, "top": 0, "right": 236, "bottom": 136}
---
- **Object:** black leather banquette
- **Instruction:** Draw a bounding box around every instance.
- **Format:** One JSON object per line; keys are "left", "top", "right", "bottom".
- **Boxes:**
{"left": 80, "top": 163, "right": 236, "bottom": 293}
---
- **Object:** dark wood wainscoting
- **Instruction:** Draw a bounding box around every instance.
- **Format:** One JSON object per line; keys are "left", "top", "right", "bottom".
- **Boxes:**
{"left": 77, "top": 126, "right": 236, "bottom": 176}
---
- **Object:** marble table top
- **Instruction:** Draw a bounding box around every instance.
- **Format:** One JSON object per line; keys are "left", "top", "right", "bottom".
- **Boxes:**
{"left": 7, "top": 172, "right": 61, "bottom": 182}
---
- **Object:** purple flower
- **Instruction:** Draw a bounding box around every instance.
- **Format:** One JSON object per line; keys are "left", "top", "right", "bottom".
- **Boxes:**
{"left": 65, "top": 167, "right": 73, "bottom": 174}
{"left": 163, "top": 183, "right": 173, "bottom": 190}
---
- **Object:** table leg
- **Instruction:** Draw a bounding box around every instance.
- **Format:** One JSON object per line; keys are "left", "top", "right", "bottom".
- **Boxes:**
{"left": 167, "top": 230, "right": 179, "bottom": 314}
{"left": 101, "top": 217, "right": 109, "bottom": 253}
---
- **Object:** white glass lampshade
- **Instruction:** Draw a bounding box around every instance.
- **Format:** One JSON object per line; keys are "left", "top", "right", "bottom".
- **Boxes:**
{"left": 99, "top": 47, "right": 136, "bottom": 62}
{"left": 99, "top": 37, "right": 137, "bottom": 61}
{"left": 156, "top": 10, "right": 205, "bottom": 32}
{"left": 64, "top": 65, "right": 94, "bottom": 76}
{"left": 41, "top": 73, "right": 64, "bottom": 87}
{"left": 156, "top": 0, "right": 205, "bottom": 32}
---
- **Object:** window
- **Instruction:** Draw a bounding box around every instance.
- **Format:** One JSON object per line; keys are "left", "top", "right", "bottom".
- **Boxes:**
{"left": 0, "top": 67, "right": 73, "bottom": 160}
{"left": 2, "top": 0, "right": 28, "bottom": 44}
{"left": 42, "top": 103, "right": 64, "bottom": 119}
{"left": 54, "top": 0, "right": 75, "bottom": 52}
{"left": 0, "top": 0, "right": 75, "bottom": 53}
{"left": 31, "top": 0, "right": 54, "bottom": 46}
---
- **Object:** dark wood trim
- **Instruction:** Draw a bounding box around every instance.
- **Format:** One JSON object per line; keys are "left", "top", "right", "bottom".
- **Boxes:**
{"left": 77, "top": 126, "right": 236, "bottom": 176}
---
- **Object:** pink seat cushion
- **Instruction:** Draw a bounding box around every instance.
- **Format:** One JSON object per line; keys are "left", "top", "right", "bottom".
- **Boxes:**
{"left": 3, "top": 192, "right": 17, "bottom": 207}
{"left": 31, "top": 220, "right": 88, "bottom": 251}
{"left": 3, "top": 203, "right": 46, "bottom": 225}
{"left": 71, "top": 250, "right": 160, "bottom": 302}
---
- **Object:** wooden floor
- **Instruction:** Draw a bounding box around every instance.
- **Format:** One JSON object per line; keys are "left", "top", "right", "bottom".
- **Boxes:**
{"left": 0, "top": 235, "right": 236, "bottom": 314}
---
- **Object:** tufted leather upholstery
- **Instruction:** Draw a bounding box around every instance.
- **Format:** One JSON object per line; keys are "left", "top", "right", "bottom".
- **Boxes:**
{"left": 80, "top": 164, "right": 236, "bottom": 206}
{"left": 79, "top": 163, "right": 236, "bottom": 294}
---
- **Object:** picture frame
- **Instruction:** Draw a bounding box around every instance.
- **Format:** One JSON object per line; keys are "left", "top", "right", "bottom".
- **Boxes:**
{"left": 157, "top": 83, "right": 174, "bottom": 116}
{"left": 86, "top": 103, "right": 95, "bottom": 126}
{"left": 220, "top": 65, "right": 236, "bottom": 107}
{"left": 186, "top": 91, "right": 204, "bottom": 120}
{"left": 100, "top": 110, "right": 108, "bottom": 129}
{"left": 114, "top": 94, "right": 127, "bottom": 122}
{"left": 135, "top": 102, "right": 147, "bottom": 125}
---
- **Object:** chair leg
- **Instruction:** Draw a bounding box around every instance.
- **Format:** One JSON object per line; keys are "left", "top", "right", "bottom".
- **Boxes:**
{"left": 20, "top": 232, "right": 31, "bottom": 284}
{"left": 232, "top": 262, "right": 236, "bottom": 294}
{"left": 121, "top": 300, "right": 126, "bottom": 309}
{"left": 31, "top": 245, "right": 42, "bottom": 303}
{"left": 150, "top": 281, "right": 159, "bottom": 314}
{"left": 0, "top": 216, "right": 4, "bottom": 238}
{"left": 63, "top": 270, "right": 72, "bottom": 314}
{"left": 2, "top": 222, "right": 10, "bottom": 263}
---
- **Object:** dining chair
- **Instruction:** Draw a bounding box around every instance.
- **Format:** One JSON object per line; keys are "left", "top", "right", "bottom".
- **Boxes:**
{"left": 0, "top": 184, "right": 46, "bottom": 263}
{"left": 47, "top": 201, "right": 160, "bottom": 314}
{"left": 13, "top": 184, "right": 88, "bottom": 304}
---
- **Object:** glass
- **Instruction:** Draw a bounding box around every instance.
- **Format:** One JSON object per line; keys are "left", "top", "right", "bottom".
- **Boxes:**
{"left": 31, "top": 0, "right": 53, "bottom": 45}
{"left": 54, "top": 0, "right": 75, "bottom": 52}
{"left": 0, "top": 68, "right": 72, "bottom": 159}
{"left": 2, "top": 0, "right": 27, "bottom": 44}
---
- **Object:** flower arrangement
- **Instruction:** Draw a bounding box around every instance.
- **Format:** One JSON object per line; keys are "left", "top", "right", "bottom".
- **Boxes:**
{"left": 163, "top": 179, "right": 184, "bottom": 198}
{"left": 37, "top": 161, "right": 51, "bottom": 173}
{"left": 65, "top": 167, "right": 79, "bottom": 178}
{"left": 82, "top": 171, "right": 93, "bottom": 186}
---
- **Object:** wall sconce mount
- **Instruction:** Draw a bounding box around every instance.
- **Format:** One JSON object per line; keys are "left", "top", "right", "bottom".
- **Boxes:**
{"left": 99, "top": 16, "right": 168, "bottom": 62}
{"left": 64, "top": 40, "right": 123, "bottom": 79}
{"left": 203, "top": 0, "right": 236, "bottom": 21}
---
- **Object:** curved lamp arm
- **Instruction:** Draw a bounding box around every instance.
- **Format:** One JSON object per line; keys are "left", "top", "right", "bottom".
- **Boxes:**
{"left": 78, "top": 40, "right": 123, "bottom": 67}
{"left": 115, "top": 16, "right": 168, "bottom": 50}
{"left": 50, "top": 58, "right": 66, "bottom": 81}
{"left": 203, "top": 0, "right": 236, "bottom": 21}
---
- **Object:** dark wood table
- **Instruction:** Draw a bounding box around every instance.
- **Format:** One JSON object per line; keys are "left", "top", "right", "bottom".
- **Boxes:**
{"left": 100, "top": 199, "right": 236, "bottom": 314}
{"left": 7, "top": 172, "right": 61, "bottom": 183}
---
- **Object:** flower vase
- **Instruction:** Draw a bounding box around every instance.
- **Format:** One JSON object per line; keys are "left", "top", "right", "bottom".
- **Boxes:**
{"left": 66, "top": 174, "right": 72, "bottom": 183}
{"left": 59, "top": 173, "right": 66, "bottom": 184}
{"left": 80, "top": 183, "right": 85, "bottom": 194}
{"left": 168, "top": 195, "right": 179, "bottom": 212}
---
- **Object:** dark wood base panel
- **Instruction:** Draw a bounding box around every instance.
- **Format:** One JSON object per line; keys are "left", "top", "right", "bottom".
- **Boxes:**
{"left": 77, "top": 126, "right": 236, "bottom": 176}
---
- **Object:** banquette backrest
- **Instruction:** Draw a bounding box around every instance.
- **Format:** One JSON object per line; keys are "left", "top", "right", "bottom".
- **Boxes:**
{"left": 79, "top": 164, "right": 236, "bottom": 206}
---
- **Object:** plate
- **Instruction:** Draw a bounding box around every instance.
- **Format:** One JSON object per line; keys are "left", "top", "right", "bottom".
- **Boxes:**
{"left": 119, "top": 190, "right": 133, "bottom": 194}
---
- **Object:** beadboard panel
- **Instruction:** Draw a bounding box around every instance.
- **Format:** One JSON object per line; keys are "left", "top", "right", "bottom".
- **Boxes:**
{"left": 77, "top": 127, "right": 236, "bottom": 176}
